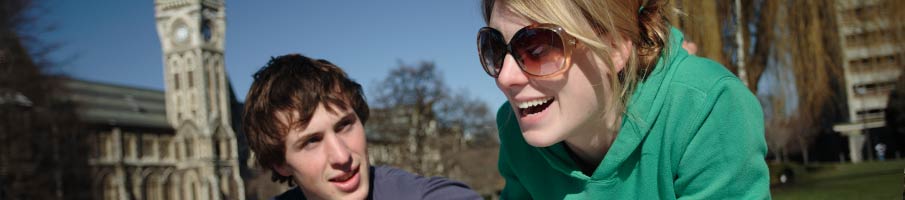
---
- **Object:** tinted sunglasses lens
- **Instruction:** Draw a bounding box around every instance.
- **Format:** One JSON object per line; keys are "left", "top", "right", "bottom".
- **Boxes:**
{"left": 511, "top": 28, "right": 565, "bottom": 76}
{"left": 478, "top": 29, "right": 506, "bottom": 77}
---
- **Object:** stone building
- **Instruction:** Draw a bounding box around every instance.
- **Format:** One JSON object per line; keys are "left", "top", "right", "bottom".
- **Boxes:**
{"left": 64, "top": 79, "right": 245, "bottom": 200}
{"left": 832, "top": 0, "right": 904, "bottom": 163}
{"left": 57, "top": 0, "right": 247, "bottom": 199}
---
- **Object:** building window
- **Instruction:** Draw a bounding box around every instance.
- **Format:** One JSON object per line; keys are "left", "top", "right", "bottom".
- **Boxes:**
{"left": 214, "top": 139, "right": 221, "bottom": 159}
{"left": 143, "top": 137, "right": 155, "bottom": 159}
{"left": 125, "top": 134, "right": 136, "bottom": 159}
{"left": 188, "top": 71, "right": 194, "bottom": 88}
{"left": 856, "top": 108, "right": 885, "bottom": 121}
{"left": 218, "top": 140, "right": 230, "bottom": 159}
{"left": 174, "top": 73, "right": 180, "bottom": 90}
{"left": 105, "top": 134, "right": 114, "bottom": 160}
{"left": 161, "top": 140, "right": 171, "bottom": 160}
{"left": 90, "top": 134, "right": 100, "bottom": 159}
{"left": 853, "top": 81, "right": 896, "bottom": 96}
{"left": 185, "top": 139, "right": 194, "bottom": 159}
{"left": 137, "top": 134, "right": 144, "bottom": 158}
{"left": 99, "top": 134, "right": 108, "bottom": 159}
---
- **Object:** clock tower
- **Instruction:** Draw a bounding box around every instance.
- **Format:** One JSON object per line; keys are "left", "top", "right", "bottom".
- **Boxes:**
{"left": 155, "top": 0, "right": 244, "bottom": 199}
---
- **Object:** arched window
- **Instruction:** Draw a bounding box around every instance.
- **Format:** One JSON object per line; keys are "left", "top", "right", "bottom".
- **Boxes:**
{"left": 103, "top": 174, "right": 119, "bottom": 200}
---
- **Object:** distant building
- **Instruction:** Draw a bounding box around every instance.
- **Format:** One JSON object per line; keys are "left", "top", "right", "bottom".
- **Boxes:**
{"left": 63, "top": 78, "right": 245, "bottom": 200}
{"left": 832, "top": 0, "right": 903, "bottom": 163}
{"left": 58, "top": 0, "right": 248, "bottom": 199}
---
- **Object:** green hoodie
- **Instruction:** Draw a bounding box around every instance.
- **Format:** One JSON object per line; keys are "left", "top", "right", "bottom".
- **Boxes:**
{"left": 496, "top": 28, "right": 770, "bottom": 199}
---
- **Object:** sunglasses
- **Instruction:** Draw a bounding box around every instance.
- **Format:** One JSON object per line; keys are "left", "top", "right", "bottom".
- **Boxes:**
{"left": 477, "top": 23, "right": 577, "bottom": 78}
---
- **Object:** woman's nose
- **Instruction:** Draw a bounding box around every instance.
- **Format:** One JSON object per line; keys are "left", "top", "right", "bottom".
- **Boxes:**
{"left": 496, "top": 54, "right": 529, "bottom": 89}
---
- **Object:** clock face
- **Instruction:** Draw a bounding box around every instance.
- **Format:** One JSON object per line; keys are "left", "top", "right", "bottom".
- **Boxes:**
{"left": 175, "top": 25, "right": 189, "bottom": 42}
{"left": 172, "top": 20, "right": 190, "bottom": 45}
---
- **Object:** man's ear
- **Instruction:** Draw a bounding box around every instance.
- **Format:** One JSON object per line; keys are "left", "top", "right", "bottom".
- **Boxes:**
{"left": 273, "top": 163, "right": 292, "bottom": 177}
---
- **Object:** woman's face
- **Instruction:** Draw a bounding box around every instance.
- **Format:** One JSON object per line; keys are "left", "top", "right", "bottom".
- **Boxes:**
{"left": 488, "top": 3, "right": 628, "bottom": 147}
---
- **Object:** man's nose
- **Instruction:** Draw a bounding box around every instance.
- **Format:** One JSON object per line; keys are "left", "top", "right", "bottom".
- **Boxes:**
{"left": 324, "top": 133, "right": 353, "bottom": 170}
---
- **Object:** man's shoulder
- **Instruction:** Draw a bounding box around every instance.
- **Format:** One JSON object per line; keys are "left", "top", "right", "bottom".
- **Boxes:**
{"left": 372, "top": 166, "right": 482, "bottom": 200}
{"left": 371, "top": 165, "right": 429, "bottom": 188}
{"left": 374, "top": 165, "right": 416, "bottom": 178}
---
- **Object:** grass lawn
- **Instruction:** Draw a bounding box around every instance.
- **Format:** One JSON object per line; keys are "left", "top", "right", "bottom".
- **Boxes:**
{"left": 771, "top": 159, "right": 905, "bottom": 200}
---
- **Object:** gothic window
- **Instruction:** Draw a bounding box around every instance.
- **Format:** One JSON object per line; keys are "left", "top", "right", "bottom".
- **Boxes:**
{"left": 201, "top": 19, "right": 213, "bottom": 41}
{"left": 89, "top": 134, "right": 100, "bottom": 159}
{"left": 209, "top": 93, "right": 216, "bottom": 114}
{"left": 174, "top": 73, "right": 180, "bottom": 90}
{"left": 208, "top": 68, "right": 216, "bottom": 112}
{"left": 99, "top": 134, "right": 109, "bottom": 160}
{"left": 185, "top": 139, "right": 194, "bottom": 159}
{"left": 176, "top": 141, "right": 184, "bottom": 160}
{"left": 143, "top": 137, "right": 155, "bottom": 160}
{"left": 219, "top": 140, "right": 229, "bottom": 159}
{"left": 137, "top": 134, "right": 144, "bottom": 159}
{"left": 104, "top": 175, "right": 119, "bottom": 200}
{"left": 188, "top": 71, "right": 194, "bottom": 88}
{"left": 130, "top": 134, "right": 139, "bottom": 159}
{"left": 123, "top": 134, "right": 133, "bottom": 159}
{"left": 214, "top": 68, "right": 220, "bottom": 109}
{"left": 161, "top": 139, "right": 171, "bottom": 160}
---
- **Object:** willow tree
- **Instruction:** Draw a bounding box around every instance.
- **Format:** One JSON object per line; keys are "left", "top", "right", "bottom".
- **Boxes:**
{"left": 674, "top": 0, "right": 847, "bottom": 163}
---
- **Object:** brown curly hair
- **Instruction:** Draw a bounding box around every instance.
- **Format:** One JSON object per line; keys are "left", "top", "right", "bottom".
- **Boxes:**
{"left": 242, "top": 54, "right": 369, "bottom": 185}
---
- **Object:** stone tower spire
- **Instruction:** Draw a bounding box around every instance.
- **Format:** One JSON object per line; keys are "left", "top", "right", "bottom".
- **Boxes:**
{"left": 155, "top": 0, "right": 229, "bottom": 131}
{"left": 154, "top": 0, "right": 245, "bottom": 199}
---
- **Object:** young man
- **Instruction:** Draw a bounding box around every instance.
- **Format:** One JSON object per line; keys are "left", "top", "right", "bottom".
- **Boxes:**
{"left": 242, "top": 54, "right": 481, "bottom": 200}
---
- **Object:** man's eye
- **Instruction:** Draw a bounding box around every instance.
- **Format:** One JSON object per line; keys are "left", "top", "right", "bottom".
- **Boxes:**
{"left": 300, "top": 136, "right": 322, "bottom": 149}
{"left": 335, "top": 118, "right": 355, "bottom": 133}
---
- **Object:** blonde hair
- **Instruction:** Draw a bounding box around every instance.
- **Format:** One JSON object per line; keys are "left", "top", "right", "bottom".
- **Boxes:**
{"left": 482, "top": 0, "right": 672, "bottom": 124}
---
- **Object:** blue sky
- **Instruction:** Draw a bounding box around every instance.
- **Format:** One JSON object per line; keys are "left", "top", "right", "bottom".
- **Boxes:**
{"left": 41, "top": 0, "right": 506, "bottom": 108}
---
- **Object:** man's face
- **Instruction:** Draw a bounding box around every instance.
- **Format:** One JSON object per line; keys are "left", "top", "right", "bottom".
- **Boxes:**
{"left": 274, "top": 103, "right": 370, "bottom": 200}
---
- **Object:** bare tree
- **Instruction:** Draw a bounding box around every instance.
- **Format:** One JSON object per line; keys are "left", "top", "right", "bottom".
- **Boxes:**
{"left": 436, "top": 89, "right": 498, "bottom": 145}
{"left": 0, "top": 0, "right": 93, "bottom": 199}
{"left": 368, "top": 61, "right": 446, "bottom": 175}
{"left": 367, "top": 61, "right": 501, "bottom": 194}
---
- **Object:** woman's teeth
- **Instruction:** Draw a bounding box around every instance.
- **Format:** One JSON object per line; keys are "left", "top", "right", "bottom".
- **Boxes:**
{"left": 518, "top": 97, "right": 554, "bottom": 109}
{"left": 518, "top": 97, "right": 554, "bottom": 116}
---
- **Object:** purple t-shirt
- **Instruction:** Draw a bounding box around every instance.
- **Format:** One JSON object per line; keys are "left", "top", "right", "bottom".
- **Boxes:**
{"left": 273, "top": 166, "right": 482, "bottom": 200}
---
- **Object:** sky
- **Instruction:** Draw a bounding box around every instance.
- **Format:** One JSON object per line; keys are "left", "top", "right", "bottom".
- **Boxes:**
{"left": 40, "top": 0, "right": 506, "bottom": 108}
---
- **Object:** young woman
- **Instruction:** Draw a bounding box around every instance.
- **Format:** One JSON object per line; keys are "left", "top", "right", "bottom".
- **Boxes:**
{"left": 476, "top": 0, "right": 770, "bottom": 199}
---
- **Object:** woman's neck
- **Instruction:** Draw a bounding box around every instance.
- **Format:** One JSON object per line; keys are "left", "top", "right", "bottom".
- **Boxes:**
{"left": 563, "top": 113, "right": 622, "bottom": 175}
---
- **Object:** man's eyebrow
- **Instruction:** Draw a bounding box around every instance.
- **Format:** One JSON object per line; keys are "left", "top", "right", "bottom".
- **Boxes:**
{"left": 334, "top": 112, "right": 356, "bottom": 129}
{"left": 291, "top": 130, "right": 320, "bottom": 148}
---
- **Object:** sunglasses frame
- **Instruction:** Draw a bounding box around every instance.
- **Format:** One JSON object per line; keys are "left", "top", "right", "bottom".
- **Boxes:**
{"left": 477, "top": 23, "right": 577, "bottom": 78}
